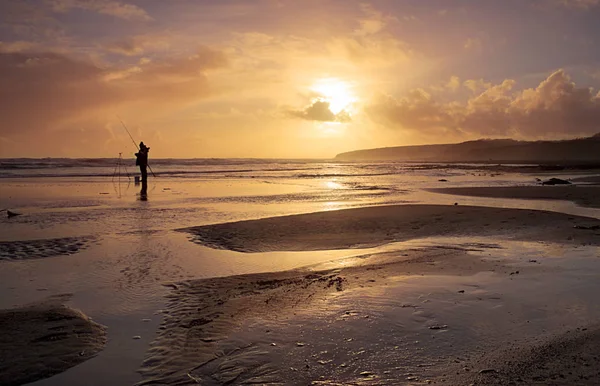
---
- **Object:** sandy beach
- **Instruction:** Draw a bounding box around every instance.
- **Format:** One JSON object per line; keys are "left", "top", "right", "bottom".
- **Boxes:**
{"left": 137, "top": 204, "right": 600, "bottom": 385}
{"left": 2, "top": 165, "right": 600, "bottom": 385}
{"left": 181, "top": 204, "right": 600, "bottom": 252}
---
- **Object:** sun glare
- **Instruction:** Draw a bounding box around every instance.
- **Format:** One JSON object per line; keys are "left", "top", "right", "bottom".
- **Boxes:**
{"left": 310, "top": 78, "right": 357, "bottom": 114}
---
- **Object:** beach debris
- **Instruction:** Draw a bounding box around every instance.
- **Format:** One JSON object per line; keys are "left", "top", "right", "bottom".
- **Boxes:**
{"left": 458, "top": 290, "right": 465, "bottom": 293}
{"left": 99, "top": 192, "right": 110, "bottom": 195}
{"left": 360, "top": 371, "right": 375, "bottom": 377}
{"left": 343, "top": 310, "right": 359, "bottom": 317}
{"left": 296, "top": 342, "right": 305, "bottom": 347}
{"left": 439, "top": 179, "right": 448, "bottom": 182}
{"left": 479, "top": 368, "right": 497, "bottom": 375}
{"left": 429, "top": 325, "right": 448, "bottom": 330}
{"left": 454, "top": 202, "right": 458, "bottom": 206}
{"left": 270, "top": 343, "right": 277, "bottom": 346}
{"left": 327, "top": 276, "right": 346, "bottom": 291}
{"left": 6, "top": 210, "right": 21, "bottom": 218}
{"left": 541, "top": 178, "right": 571, "bottom": 185}
{"left": 510, "top": 271, "right": 520, "bottom": 275}
{"left": 141, "top": 318, "right": 151, "bottom": 322}
{"left": 529, "top": 259, "right": 538, "bottom": 263}
{"left": 133, "top": 336, "right": 142, "bottom": 340}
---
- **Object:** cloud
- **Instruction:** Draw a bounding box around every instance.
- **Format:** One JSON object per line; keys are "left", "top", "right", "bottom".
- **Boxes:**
{"left": 47, "top": 0, "right": 152, "bottom": 21}
{"left": 464, "top": 37, "right": 483, "bottom": 53}
{"left": 102, "top": 34, "right": 170, "bottom": 56}
{"left": 354, "top": 3, "right": 396, "bottom": 36}
{"left": 0, "top": 47, "right": 227, "bottom": 136}
{"left": 366, "top": 69, "right": 600, "bottom": 138}
{"left": 556, "top": 0, "right": 600, "bottom": 9}
{"left": 446, "top": 76, "right": 461, "bottom": 91}
{"left": 0, "top": 40, "right": 38, "bottom": 53}
{"left": 288, "top": 100, "right": 351, "bottom": 123}
{"left": 464, "top": 78, "right": 493, "bottom": 93}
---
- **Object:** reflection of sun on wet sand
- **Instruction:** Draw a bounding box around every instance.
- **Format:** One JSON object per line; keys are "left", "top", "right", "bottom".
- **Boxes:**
{"left": 0, "top": 297, "right": 106, "bottom": 386}
{"left": 139, "top": 204, "right": 600, "bottom": 385}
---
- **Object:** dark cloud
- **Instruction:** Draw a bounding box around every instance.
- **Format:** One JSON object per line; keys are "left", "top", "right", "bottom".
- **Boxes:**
{"left": 366, "top": 69, "right": 600, "bottom": 138}
{"left": 288, "top": 100, "right": 351, "bottom": 123}
{"left": 47, "top": 0, "right": 152, "bottom": 21}
{"left": 0, "top": 47, "right": 227, "bottom": 136}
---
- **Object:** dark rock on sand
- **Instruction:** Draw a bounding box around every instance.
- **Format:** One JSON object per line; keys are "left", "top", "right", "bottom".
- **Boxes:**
{"left": 6, "top": 210, "right": 21, "bottom": 218}
{"left": 541, "top": 178, "right": 571, "bottom": 185}
{"left": 574, "top": 224, "right": 600, "bottom": 230}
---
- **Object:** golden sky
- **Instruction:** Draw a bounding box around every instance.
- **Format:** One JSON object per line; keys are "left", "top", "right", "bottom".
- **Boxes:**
{"left": 1, "top": 0, "right": 600, "bottom": 158}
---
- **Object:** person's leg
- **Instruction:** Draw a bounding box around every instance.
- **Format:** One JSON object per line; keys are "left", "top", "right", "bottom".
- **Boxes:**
{"left": 140, "top": 166, "right": 147, "bottom": 182}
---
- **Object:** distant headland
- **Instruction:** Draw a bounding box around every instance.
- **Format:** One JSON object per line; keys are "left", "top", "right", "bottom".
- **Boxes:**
{"left": 335, "top": 133, "right": 600, "bottom": 163}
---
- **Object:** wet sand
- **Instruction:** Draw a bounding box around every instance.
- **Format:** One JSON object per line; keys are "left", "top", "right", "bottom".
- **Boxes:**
{"left": 0, "top": 236, "right": 98, "bottom": 261}
{"left": 140, "top": 245, "right": 504, "bottom": 385}
{"left": 0, "top": 296, "right": 106, "bottom": 386}
{"left": 181, "top": 204, "right": 600, "bottom": 252}
{"left": 430, "top": 186, "right": 600, "bottom": 209}
{"left": 138, "top": 204, "right": 600, "bottom": 385}
{"left": 4, "top": 178, "right": 600, "bottom": 385}
{"left": 441, "top": 326, "right": 600, "bottom": 385}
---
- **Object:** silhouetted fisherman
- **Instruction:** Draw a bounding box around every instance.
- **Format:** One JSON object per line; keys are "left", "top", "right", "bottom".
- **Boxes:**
{"left": 135, "top": 142, "right": 150, "bottom": 183}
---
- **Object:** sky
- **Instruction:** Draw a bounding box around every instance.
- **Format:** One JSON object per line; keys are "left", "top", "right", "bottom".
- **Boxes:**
{"left": 1, "top": 0, "right": 600, "bottom": 158}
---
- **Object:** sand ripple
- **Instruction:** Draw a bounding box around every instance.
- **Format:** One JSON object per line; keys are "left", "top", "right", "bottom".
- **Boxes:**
{"left": 0, "top": 236, "right": 97, "bottom": 261}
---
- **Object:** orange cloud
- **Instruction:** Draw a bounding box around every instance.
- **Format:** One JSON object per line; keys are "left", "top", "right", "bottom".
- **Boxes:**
{"left": 0, "top": 47, "right": 227, "bottom": 137}
{"left": 366, "top": 69, "right": 600, "bottom": 138}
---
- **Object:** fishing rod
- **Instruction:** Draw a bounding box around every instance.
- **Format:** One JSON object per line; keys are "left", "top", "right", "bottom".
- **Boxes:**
{"left": 116, "top": 115, "right": 156, "bottom": 178}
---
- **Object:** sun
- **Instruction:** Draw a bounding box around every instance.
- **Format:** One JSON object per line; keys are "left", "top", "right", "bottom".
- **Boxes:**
{"left": 310, "top": 78, "right": 357, "bottom": 115}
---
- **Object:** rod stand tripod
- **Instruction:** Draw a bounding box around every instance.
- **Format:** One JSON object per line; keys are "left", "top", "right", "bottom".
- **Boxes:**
{"left": 112, "top": 152, "right": 132, "bottom": 184}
